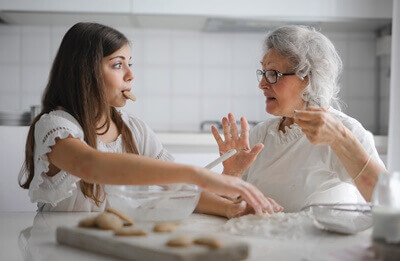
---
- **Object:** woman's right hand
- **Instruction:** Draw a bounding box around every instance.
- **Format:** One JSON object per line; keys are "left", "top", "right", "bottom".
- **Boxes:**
{"left": 194, "top": 167, "right": 283, "bottom": 215}
{"left": 211, "top": 113, "right": 264, "bottom": 177}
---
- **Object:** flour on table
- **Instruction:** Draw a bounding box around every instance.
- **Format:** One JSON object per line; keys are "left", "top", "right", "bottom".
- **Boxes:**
{"left": 224, "top": 211, "right": 318, "bottom": 240}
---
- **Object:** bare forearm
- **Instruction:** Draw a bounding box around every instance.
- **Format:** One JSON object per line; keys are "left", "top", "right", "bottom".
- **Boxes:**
{"left": 330, "top": 126, "right": 387, "bottom": 201}
{"left": 80, "top": 151, "right": 199, "bottom": 186}
{"left": 195, "top": 191, "right": 231, "bottom": 218}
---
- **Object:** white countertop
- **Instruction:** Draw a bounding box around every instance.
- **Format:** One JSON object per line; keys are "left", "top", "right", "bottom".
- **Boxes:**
{"left": 0, "top": 126, "right": 388, "bottom": 150}
{"left": 0, "top": 212, "right": 377, "bottom": 260}
{"left": 156, "top": 132, "right": 219, "bottom": 153}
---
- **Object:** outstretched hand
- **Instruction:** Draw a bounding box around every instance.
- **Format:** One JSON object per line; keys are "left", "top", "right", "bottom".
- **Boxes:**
{"left": 211, "top": 113, "right": 264, "bottom": 177}
{"left": 196, "top": 169, "right": 283, "bottom": 215}
{"left": 225, "top": 195, "right": 283, "bottom": 218}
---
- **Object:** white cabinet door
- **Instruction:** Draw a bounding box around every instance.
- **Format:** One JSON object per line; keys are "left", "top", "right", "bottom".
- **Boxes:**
{"left": 132, "top": 0, "right": 392, "bottom": 20}
{"left": 0, "top": 126, "right": 36, "bottom": 211}
{"left": 0, "top": 0, "right": 131, "bottom": 13}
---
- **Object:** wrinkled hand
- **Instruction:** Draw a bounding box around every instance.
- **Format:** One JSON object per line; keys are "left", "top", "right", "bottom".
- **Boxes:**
{"left": 225, "top": 196, "right": 283, "bottom": 219}
{"left": 211, "top": 113, "right": 264, "bottom": 177}
{"left": 225, "top": 201, "right": 253, "bottom": 219}
{"left": 294, "top": 107, "right": 344, "bottom": 146}
{"left": 197, "top": 169, "right": 282, "bottom": 215}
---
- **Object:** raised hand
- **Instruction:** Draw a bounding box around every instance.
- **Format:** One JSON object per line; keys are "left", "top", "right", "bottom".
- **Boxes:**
{"left": 211, "top": 113, "right": 264, "bottom": 177}
{"left": 294, "top": 107, "right": 344, "bottom": 146}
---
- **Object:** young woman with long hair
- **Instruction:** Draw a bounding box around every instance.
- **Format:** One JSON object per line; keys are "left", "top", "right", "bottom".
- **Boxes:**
{"left": 18, "top": 22, "right": 281, "bottom": 215}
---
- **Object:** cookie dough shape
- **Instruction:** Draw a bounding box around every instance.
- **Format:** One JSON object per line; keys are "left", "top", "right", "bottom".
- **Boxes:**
{"left": 95, "top": 212, "right": 124, "bottom": 230}
{"left": 114, "top": 227, "right": 147, "bottom": 237}
{"left": 105, "top": 207, "right": 134, "bottom": 226}
{"left": 194, "top": 237, "right": 222, "bottom": 249}
{"left": 78, "top": 217, "right": 96, "bottom": 228}
{"left": 153, "top": 222, "right": 178, "bottom": 233}
{"left": 166, "top": 236, "right": 193, "bottom": 248}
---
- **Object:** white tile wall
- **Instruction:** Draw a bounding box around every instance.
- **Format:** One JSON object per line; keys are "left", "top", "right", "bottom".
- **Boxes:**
{"left": 232, "top": 35, "right": 264, "bottom": 65}
{"left": 0, "top": 94, "right": 20, "bottom": 112}
{"left": 327, "top": 32, "right": 379, "bottom": 133}
{"left": 171, "top": 66, "right": 201, "bottom": 96}
{"left": 21, "top": 65, "right": 50, "bottom": 94}
{"left": 202, "top": 67, "right": 231, "bottom": 96}
{"left": 141, "top": 65, "right": 171, "bottom": 95}
{"left": 0, "top": 65, "right": 20, "bottom": 94}
{"left": 171, "top": 97, "right": 200, "bottom": 131}
{"left": 231, "top": 67, "right": 260, "bottom": 97}
{"left": 21, "top": 94, "right": 42, "bottom": 112}
{"left": 0, "top": 25, "right": 381, "bottom": 133}
{"left": 143, "top": 30, "right": 171, "bottom": 65}
{"left": 21, "top": 26, "right": 51, "bottom": 64}
{"left": 201, "top": 97, "right": 231, "bottom": 122}
{"left": 0, "top": 28, "right": 20, "bottom": 63}
{"left": 231, "top": 96, "right": 265, "bottom": 122}
{"left": 142, "top": 95, "right": 171, "bottom": 131}
{"left": 171, "top": 31, "right": 202, "bottom": 65}
{"left": 130, "top": 65, "right": 144, "bottom": 97}
{"left": 203, "top": 33, "right": 232, "bottom": 66}
{"left": 120, "top": 27, "right": 145, "bottom": 65}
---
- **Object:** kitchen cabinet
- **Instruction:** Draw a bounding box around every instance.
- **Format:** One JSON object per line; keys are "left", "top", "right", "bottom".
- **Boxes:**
{"left": 0, "top": 126, "right": 36, "bottom": 212}
{"left": 0, "top": 0, "right": 393, "bottom": 29}
{"left": 0, "top": 0, "right": 132, "bottom": 26}
{"left": 0, "top": 0, "right": 131, "bottom": 13}
{"left": 133, "top": 0, "right": 392, "bottom": 20}
{"left": 0, "top": 0, "right": 392, "bottom": 19}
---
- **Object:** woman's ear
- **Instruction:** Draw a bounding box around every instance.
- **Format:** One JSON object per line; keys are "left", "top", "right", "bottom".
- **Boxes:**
{"left": 301, "top": 75, "right": 310, "bottom": 89}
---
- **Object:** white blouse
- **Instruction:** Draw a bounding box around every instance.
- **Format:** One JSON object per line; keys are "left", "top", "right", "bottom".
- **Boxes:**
{"left": 26, "top": 110, "right": 174, "bottom": 212}
{"left": 242, "top": 108, "right": 385, "bottom": 213}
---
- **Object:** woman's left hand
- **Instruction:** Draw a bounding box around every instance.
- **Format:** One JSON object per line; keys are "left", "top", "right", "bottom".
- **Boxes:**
{"left": 211, "top": 113, "right": 264, "bottom": 177}
{"left": 225, "top": 196, "right": 283, "bottom": 218}
{"left": 293, "top": 107, "right": 344, "bottom": 146}
{"left": 225, "top": 200, "right": 253, "bottom": 219}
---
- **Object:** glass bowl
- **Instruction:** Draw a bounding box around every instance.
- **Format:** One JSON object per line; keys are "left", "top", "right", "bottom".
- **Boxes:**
{"left": 105, "top": 184, "right": 201, "bottom": 222}
{"left": 302, "top": 203, "right": 373, "bottom": 234}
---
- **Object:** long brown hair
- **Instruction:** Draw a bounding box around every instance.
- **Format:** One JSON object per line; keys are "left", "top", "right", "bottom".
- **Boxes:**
{"left": 19, "top": 22, "right": 138, "bottom": 205}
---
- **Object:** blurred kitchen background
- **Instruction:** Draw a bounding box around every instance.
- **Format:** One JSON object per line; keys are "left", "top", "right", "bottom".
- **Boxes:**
{"left": 1, "top": 0, "right": 399, "bottom": 211}
{"left": 0, "top": 0, "right": 393, "bottom": 133}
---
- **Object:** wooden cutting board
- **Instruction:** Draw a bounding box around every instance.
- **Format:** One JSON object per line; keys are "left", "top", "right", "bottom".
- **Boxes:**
{"left": 56, "top": 226, "right": 249, "bottom": 260}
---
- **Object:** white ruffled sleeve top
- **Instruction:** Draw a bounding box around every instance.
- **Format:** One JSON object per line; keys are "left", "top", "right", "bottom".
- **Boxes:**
{"left": 242, "top": 108, "right": 385, "bottom": 213}
{"left": 28, "top": 110, "right": 174, "bottom": 212}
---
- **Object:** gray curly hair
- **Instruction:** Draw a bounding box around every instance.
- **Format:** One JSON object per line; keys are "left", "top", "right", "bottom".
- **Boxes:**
{"left": 264, "top": 25, "right": 343, "bottom": 109}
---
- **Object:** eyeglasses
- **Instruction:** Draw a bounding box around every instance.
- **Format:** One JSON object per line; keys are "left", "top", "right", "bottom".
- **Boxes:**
{"left": 256, "top": 69, "right": 296, "bottom": 84}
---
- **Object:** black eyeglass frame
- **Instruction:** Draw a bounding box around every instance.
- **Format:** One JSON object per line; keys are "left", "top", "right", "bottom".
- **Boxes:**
{"left": 256, "top": 69, "right": 296, "bottom": 84}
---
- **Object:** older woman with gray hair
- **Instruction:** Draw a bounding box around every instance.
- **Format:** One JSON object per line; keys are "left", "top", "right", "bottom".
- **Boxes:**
{"left": 197, "top": 25, "right": 387, "bottom": 215}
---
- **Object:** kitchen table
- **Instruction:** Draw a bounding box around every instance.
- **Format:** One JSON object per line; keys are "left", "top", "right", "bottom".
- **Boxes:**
{"left": 0, "top": 212, "right": 377, "bottom": 260}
